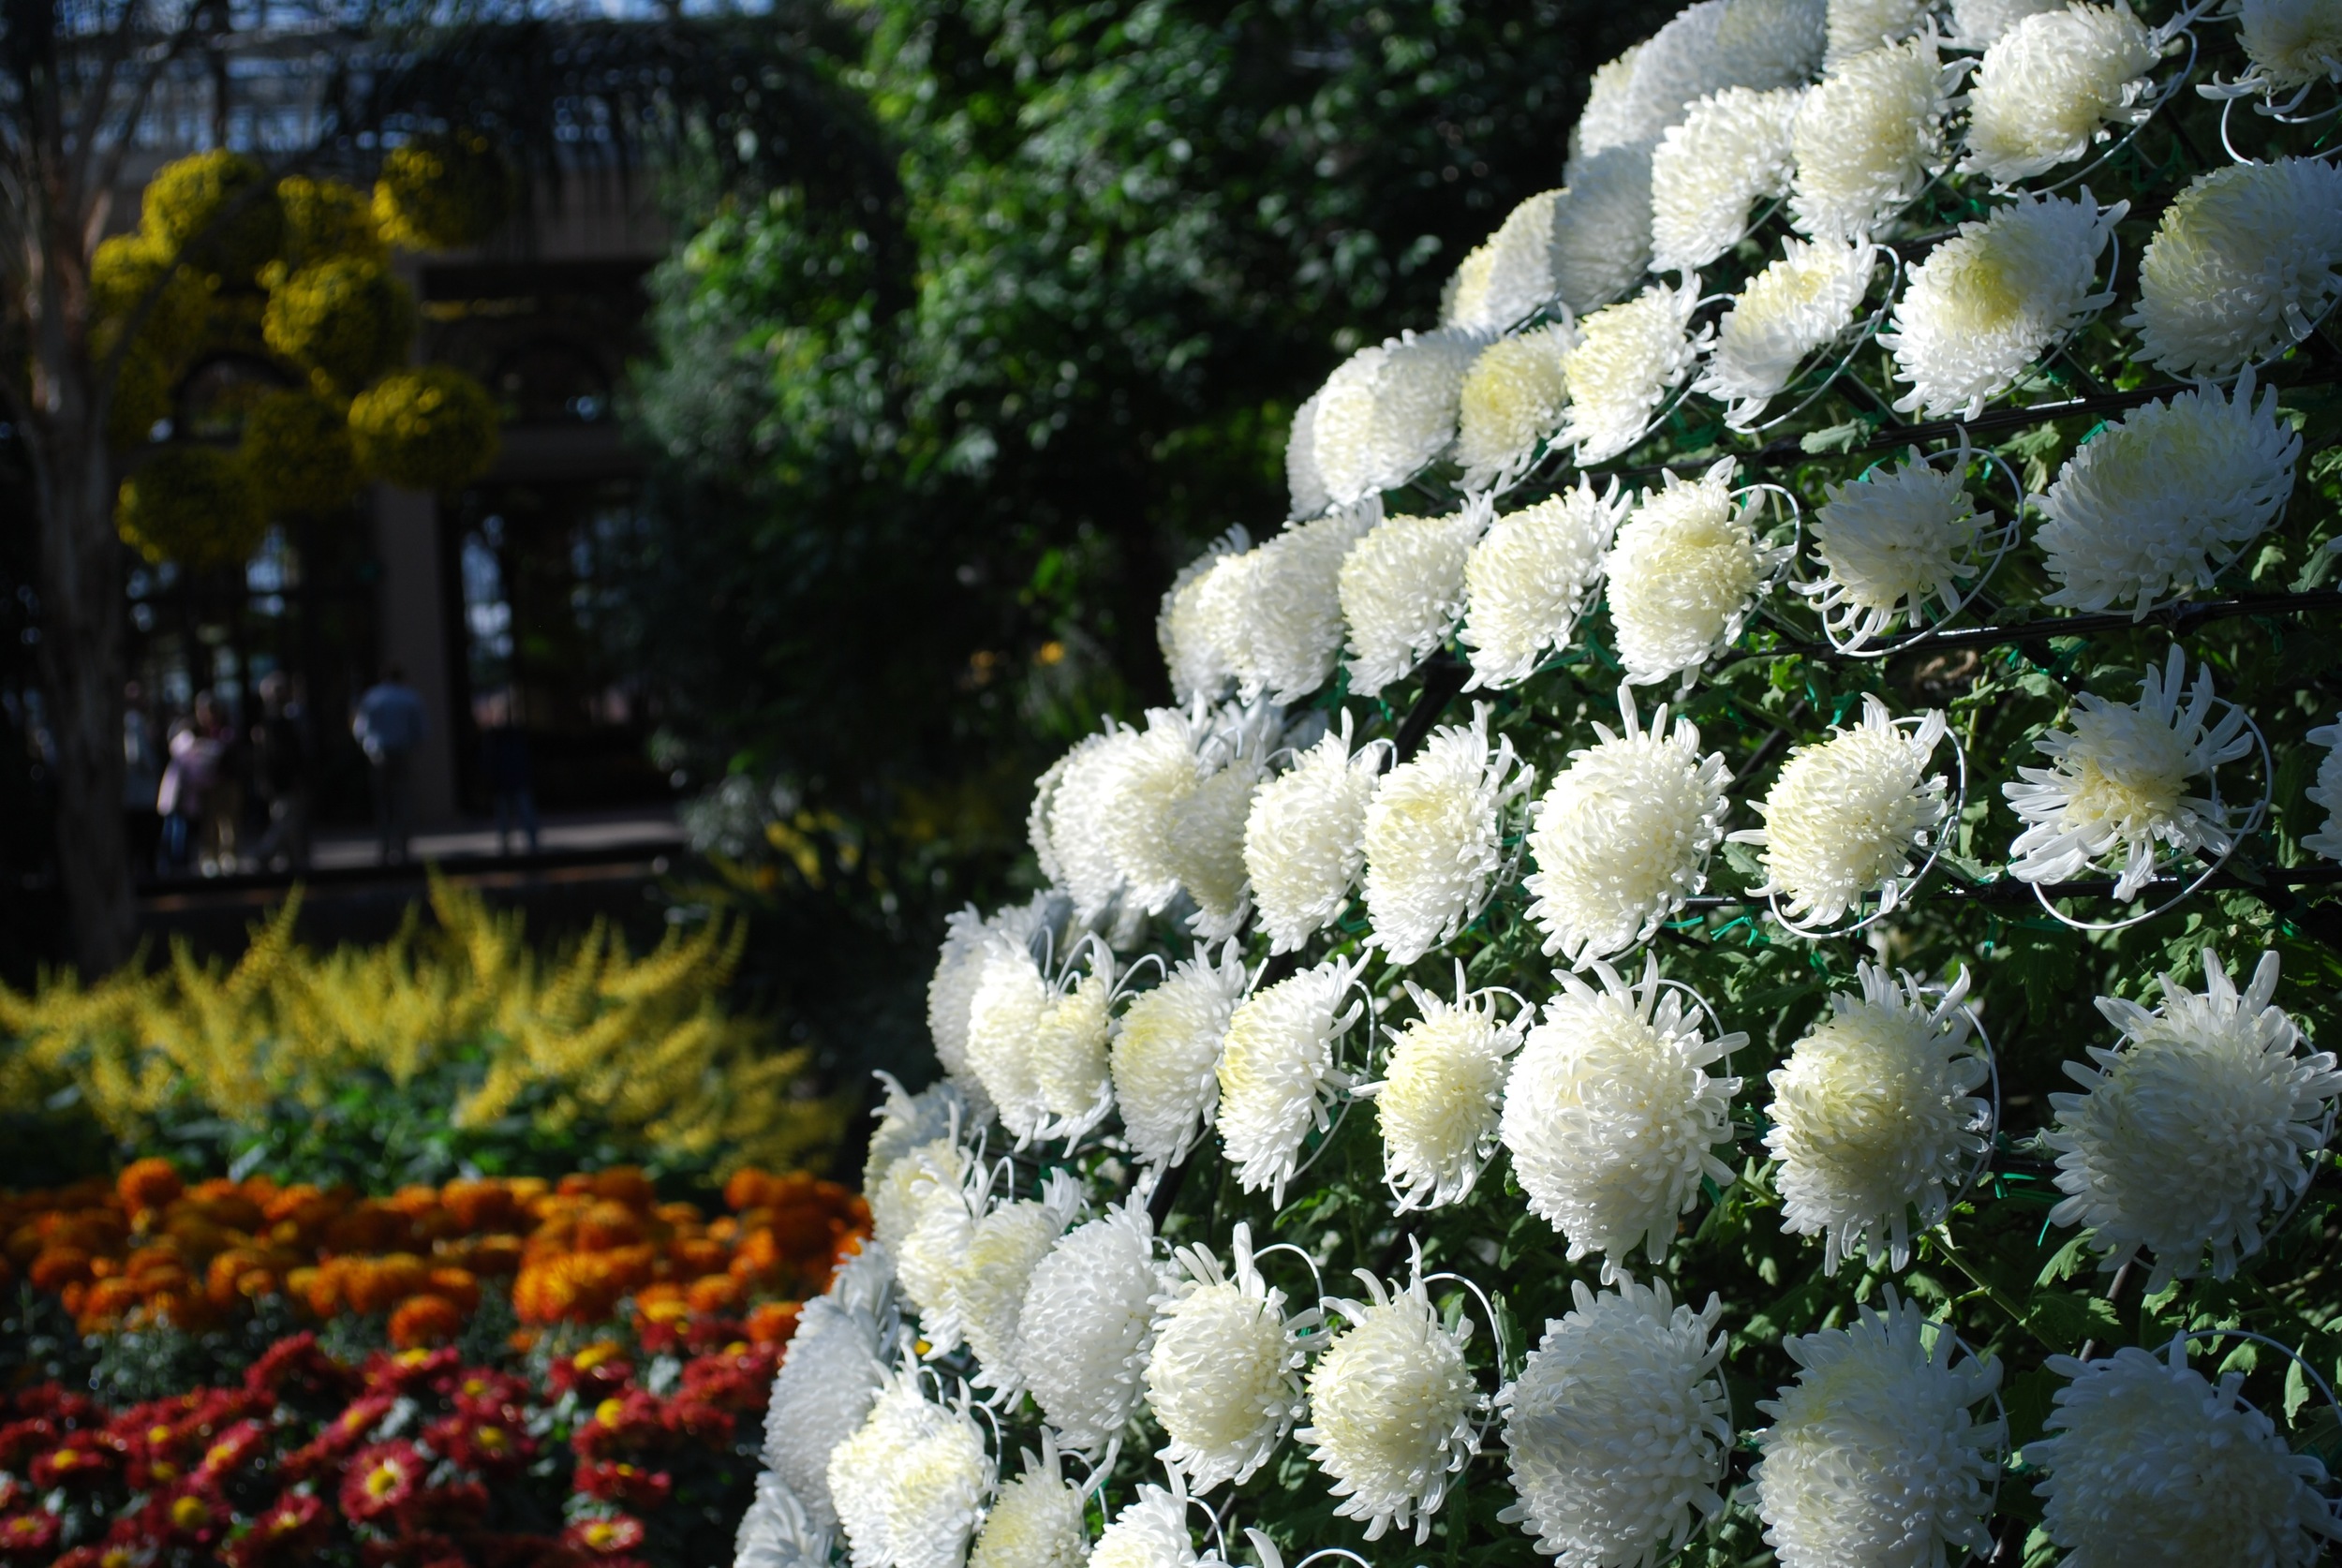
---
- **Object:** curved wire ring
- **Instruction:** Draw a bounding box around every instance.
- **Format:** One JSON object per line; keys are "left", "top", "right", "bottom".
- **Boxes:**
{"left": 1250, "top": 1239, "right": 1331, "bottom": 1316}
{"left": 1769, "top": 717, "right": 1969, "bottom": 940}
{"left": 1728, "top": 481, "right": 1809, "bottom": 645}
{"left": 2028, "top": 27, "right": 2200, "bottom": 198}
{"left": 1281, "top": 966, "right": 1379, "bottom": 1193}
{"left": 2216, "top": 87, "right": 2342, "bottom": 163}
{"left": 1797, "top": 439, "right": 2026, "bottom": 658}
{"left": 1741, "top": 248, "right": 1907, "bottom": 436}
{"left": 2027, "top": 700, "right": 2272, "bottom": 933}
{"left": 1652, "top": 974, "right": 1741, "bottom": 1088}
{"left": 1421, "top": 1268, "right": 1511, "bottom": 1446}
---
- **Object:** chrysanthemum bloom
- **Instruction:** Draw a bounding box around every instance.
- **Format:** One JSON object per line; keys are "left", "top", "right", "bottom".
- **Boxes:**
{"left": 1752, "top": 1295, "right": 2003, "bottom": 1568}
{"left": 1445, "top": 190, "right": 1564, "bottom": 335}
{"left": 1825, "top": 0, "right": 1933, "bottom": 67}
{"left": 2127, "top": 157, "right": 2342, "bottom": 377}
{"left": 2046, "top": 948, "right": 2342, "bottom": 1292}
{"left": 1714, "top": 0, "right": 1830, "bottom": 91}
{"left": 2304, "top": 715, "right": 2342, "bottom": 862}
{"left": 935, "top": 1172, "right": 1082, "bottom": 1399}
{"left": 970, "top": 1442, "right": 1088, "bottom": 1568}
{"left": 1217, "top": 506, "right": 1381, "bottom": 703}
{"left": 1339, "top": 503, "right": 1488, "bottom": 697}
{"left": 1090, "top": 1481, "right": 1223, "bottom": 1568}
{"left": 1946, "top": 0, "right": 2064, "bottom": 48}
{"left": 1460, "top": 479, "right": 1627, "bottom": 689}
{"left": 963, "top": 938, "right": 1060, "bottom": 1141}
{"left": 1159, "top": 526, "right": 1250, "bottom": 703}
{"left": 1112, "top": 944, "right": 1250, "bottom": 1168}
{"left": 1765, "top": 964, "right": 1990, "bottom": 1273}
{"left": 2231, "top": 0, "right": 2342, "bottom": 98}
{"left": 1789, "top": 32, "right": 1952, "bottom": 240}
{"left": 1286, "top": 391, "right": 1333, "bottom": 520}
{"left": 1524, "top": 686, "right": 1734, "bottom": 964}
{"left": 864, "top": 1075, "right": 972, "bottom": 1207}
{"left": 1733, "top": 696, "right": 1951, "bottom": 926}
{"left": 1029, "top": 956, "right": 1118, "bottom": 1144}
{"left": 828, "top": 1372, "right": 990, "bottom": 1568}
{"left": 1243, "top": 711, "right": 1385, "bottom": 952}
{"left": 1147, "top": 1221, "right": 1314, "bottom": 1492}
{"left": 885, "top": 1137, "right": 974, "bottom": 1318}
{"left": 1562, "top": 279, "right": 1707, "bottom": 464}
{"left": 1031, "top": 723, "right": 1149, "bottom": 924}
{"left": 1457, "top": 327, "right": 1576, "bottom": 492}
{"left": 762, "top": 1293, "right": 889, "bottom": 1530}
{"left": 1017, "top": 1200, "right": 1172, "bottom": 1452}
{"left": 2031, "top": 1339, "right": 2342, "bottom": 1568}
{"left": 1696, "top": 237, "right": 1878, "bottom": 426}
{"left": 1884, "top": 192, "right": 2123, "bottom": 419}
{"left": 928, "top": 895, "right": 1059, "bottom": 1111}
{"left": 2036, "top": 367, "right": 2301, "bottom": 617}
{"left": 1362, "top": 703, "right": 1533, "bottom": 964}
{"left": 1085, "top": 706, "right": 1223, "bottom": 918}
{"left": 1604, "top": 458, "right": 1783, "bottom": 687}
{"left": 1500, "top": 955, "right": 1744, "bottom": 1279}
{"left": 1308, "top": 330, "right": 1484, "bottom": 507}
{"left": 1651, "top": 86, "right": 1803, "bottom": 274}
{"left": 1962, "top": 4, "right": 2159, "bottom": 185}
{"left": 1497, "top": 1279, "right": 1731, "bottom": 1568}
{"left": 734, "top": 1471, "right": 831, "bottom": 1568}
{"left": 2004, "top": 647, "right": 2254, "bottom": 899}
{"left": 1217, "top": 955, "right": 1365, "bottom": 1204}
{"left": 1164, "top": 705, "right": 1282, "bottom": 939}
{"left": 1570, "top": 2, "right": 1730, "bottom": 164}
{"left": 1798, "top": 447, "right": 1987, "bottom": 648}
{"left": 1360, "top": 972, "right": 1528, "bottom": 1207}
{"left": 1299, "top": 1258, "right": 1481, "bottom": 1543}
{"left": 1550, "top": 144, "right": 1656, "bottom": 316}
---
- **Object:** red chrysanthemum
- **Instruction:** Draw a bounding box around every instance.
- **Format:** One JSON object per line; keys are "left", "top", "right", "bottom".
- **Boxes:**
{"left": 339, "top": 1440, "right": 426, "bottom": 1522}
{"left": 573, "top": 1459, "right": 673, "bottom": 1509}
{"left": 563, "top": 1513, "right": 648, "bottom": 1557}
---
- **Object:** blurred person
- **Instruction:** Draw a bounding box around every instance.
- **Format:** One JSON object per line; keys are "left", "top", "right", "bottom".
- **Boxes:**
{"left": 354, "top": 665, "right": 426, "bottom": 864}
{"left": 121, "top": 680, "right": 162, "bottom": 877}
{"left": 248, "top": 672, "right": 312, "bottom": 871}
{"left": 193, "top": 690, "right": 244, "bottom": 875}
{"left": 155, "top": 710, "right": 220, "bottom": 876}
{"left": 476, "top": 689, "right": 540, "bottom": 856}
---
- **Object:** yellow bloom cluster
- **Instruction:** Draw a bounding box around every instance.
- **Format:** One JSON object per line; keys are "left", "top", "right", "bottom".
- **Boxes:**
{"left": 349, "top": 366, "right": 502, "bottom": 492}
{"left": 239, "top": 389, "right": 362, "bottom": 516}
{"left": 0, "top": 879, "right": 848, "bottom": 1177}
{"left": 140, "top": 149, "right": 284, "bottom": 284}
{"left": 114, "top": 446, "right": 268, "bottom": 570}
{"left": 373, "top": 131, "right": 512, "bottom": 252}
{"left": 261, "top": 257, "right": 416, "bottom": 395}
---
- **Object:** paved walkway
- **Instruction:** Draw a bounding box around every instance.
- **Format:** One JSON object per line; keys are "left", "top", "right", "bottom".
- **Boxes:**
{"left": 309, "top": 806, "right": 685, "bottom": 871}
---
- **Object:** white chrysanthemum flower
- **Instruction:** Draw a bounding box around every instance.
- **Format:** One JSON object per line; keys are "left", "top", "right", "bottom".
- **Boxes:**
{"left": 1033, "top": 725, "right": 1147, "bottom": 924}
{"left": 1311, "top": 331, "right": 1485, "bottom": 507}
{"left": 1362, "top": 703, "right": 1534, "bottom": 964}
{"left": 1551, "top": 143, "right": 1657, "bottom": 316}
{"left": 1018, "top": 1200, "right": 1172, "bottom": 1453}
{"left": 2032, "top": 1339, "right": 2342, "bottom": 1568}
{"left": 1826, "top": 0, "right": 1933, "bottom": 67}
{"left": 1884, "top": 192, "right": 2122, "bottom": 419}
{"left": 1167, "top": 757, "right": 1265, "bottom": 942}
{"left": 2305, "top": 716, "right": 2342, "bottom": 862}
{"left": 1299, "top": 1258, "right": 1482, "bottom": 1544}
{"left": 1697, "top": 237, "right": 1877, "bottom": 426}
{"left": 1217, "top": 955, "right": 1365, "bottom": 1204}
{"left": 937, "top": 1171, "right": 1082, "bottom": 1399}
{"left": 1460, "top": 479, "right": 1627, "bottom": 689}
{"left": 1571, "top": 2, "right": 1730, "bottom": 165}
{"left": 1243, "top": 711, "right": 1385, "bottom": 952}
{"left": 2047, "top": 948, "right": 2342, "bottom": 1292}
{"left": 1090, "top": 1482, "right": 1221, "bottom": 1568}
{"left": 1445, "top": 189, "right": 1565, "bottom": 335}
{"left": 829, "top": 1372, "right": 991, "bottom": 1568}
{"left": 1160, "top": 527, "right": 1251, "bottom": 703}
{"left": 1947, "top": 0, "right": 2065, "bottom": 49}
{"left": 1605, "top": 457, "right": 1784, "bottom": 686}
{"left": 2037, "top": 367, "right": 2302, "bottom": 617}
{"left": 1963, "top": 4, "right": 2159, "bottom": 185}
{"left": 1525, "top": 686, "right": 1734, "bottom": 965}
{"left": 1457, "top": 326, "right": 1577, "bottom": 492}
{"left": 1496, "top": 1279, "right": 1731, "bottom": 1568}
{"left": 2004, "top": 647, "right": 2254, "bottom": 899}
{"left": 2127, "top": 157, "right": 2342, "bottom": 377}
{"left": 965, "top": 937, "right": 1059, "bottom": 1143}
{"left": 735, "top": 1471, "right": 831, "bottom": 1568}
{"left": 1216, "top": 505, "right": 1381, "bottom": 703}
{"left": 888, "top": 1136, "right": 976, "bottom": 1319}
{"left": 1799, "top": 447, "right": 1987, "bottom": 647}
{"left": 1789, "top": 32, "right": 1953, "bottom": 240}
{"left": 1148, "top": 1221, "right": 1313, "bottom": 1493}
{"left": 1359, "top": 973, "right": 1527, "bottom": 1208}
{"left": 970, "top": 1442, "right": 1088, "bottom": 1568}
{"left": 1733, "top": 696, "right": 1951, "bottom": 926}
{"left": 1715, "top": 0, "right": 1831, "bottom": 90}
{"left": 1563, "top": 278, "right": 1708, "bottom": 464}
{"left": 1765, "top": 964, "right": 1990, "bottom": 1273}
{"left": 1339, "top": 503, "right": 1488, "bottom": 698}
{"left": 1285, "top": 392, "right": 1330, "bottom": 521}
{"left": 1752, "top": 1295, "right": 2003, "bottom": 1568}
{"left": 763, "top": 1292, "right": 889, "bottom": 1531}
{"left": 1652, "top": 86, "right": 1804, "bottom": 274}
{"left": 2234, "top": 0, "right": 2342, "bottom": 96}
{"left": 865, "top": 1075, "right": 972, "bottom": 1207}
{"left": 1111, "top": 943, "right": 1248, "bottom": 1168}
{"left": 1093, "top": 706, "right": 1226, "bottom": 919}
{"left": 930, "top": 896, "right": 1060, "bottom": 1110}
{"left": 1501, "top": 955, "right": 1744, "bottom": 1279}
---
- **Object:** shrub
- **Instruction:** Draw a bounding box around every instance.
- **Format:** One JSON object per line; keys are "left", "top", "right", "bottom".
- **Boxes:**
{"left": 112, "top": 447, "right": 266, "bottom": 570}
{"left": 348, "top": 365, "right": 501, "bottom": 492}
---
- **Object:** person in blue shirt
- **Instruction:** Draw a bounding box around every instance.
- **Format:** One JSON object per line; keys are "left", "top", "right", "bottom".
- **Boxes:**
{"left": 352, "top": 666, "right": 427, "bottom": 865}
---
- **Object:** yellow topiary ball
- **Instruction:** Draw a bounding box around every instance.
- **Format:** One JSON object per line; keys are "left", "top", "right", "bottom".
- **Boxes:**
{"left": 240, "top": 389, "right": 362, "bottom": 516}
{"left": 116, "top": 447, "right": 268, "bottom": 570}
{"left": 260, "top": 257, "right": 414, "bottom": 394}
{"left": 275, "top": 175, "right": 386, "bottom": 271}
{"left": 91, "top": 232, "right": 214, "bottom": 366}
{"left": 140, "top": 150, "right": 285, "bottom": 284}
{"left": 372, "top": 131, "right": 513, "bottom": 252}
{"left": 349, "top": 366, "right": 501, "bottom": 492}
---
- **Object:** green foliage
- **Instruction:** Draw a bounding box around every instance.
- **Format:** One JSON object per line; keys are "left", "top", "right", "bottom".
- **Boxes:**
{"left": 348, "top": 365, "right": 502, "bottom": 492}
{"left": 113, "top": 446, "right": 266, "bottom": 570}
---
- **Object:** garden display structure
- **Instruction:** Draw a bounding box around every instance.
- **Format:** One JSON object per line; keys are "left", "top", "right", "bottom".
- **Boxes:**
{"left": 738, "top": 5, "right": 2342, "bottom": 1568}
